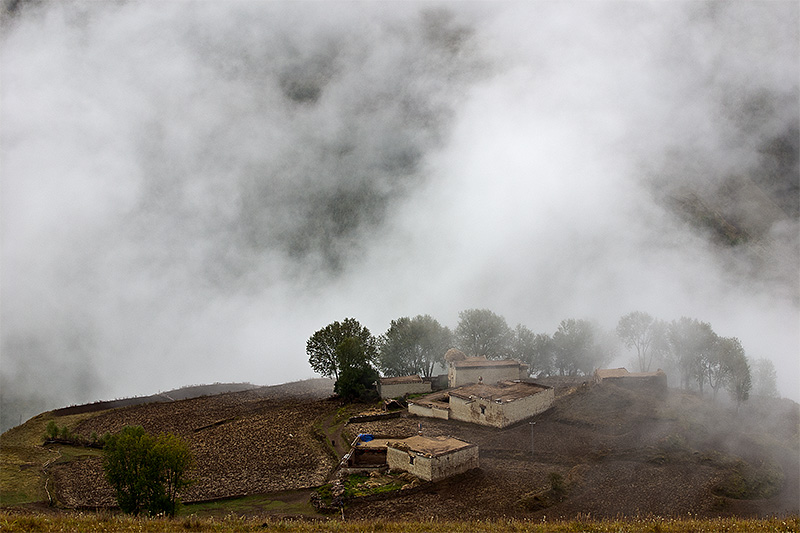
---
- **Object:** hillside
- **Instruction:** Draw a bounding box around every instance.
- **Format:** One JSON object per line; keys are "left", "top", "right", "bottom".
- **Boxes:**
{"left": 1, "top": 378, "right": 797, "bottom": 521}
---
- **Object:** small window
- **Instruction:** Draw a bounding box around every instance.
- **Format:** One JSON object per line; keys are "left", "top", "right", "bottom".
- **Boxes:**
{"left": 480, "top": 405, "right": 486, "bottom": 415}
{"left": 409, "top": 456, "right": 415, "bottom": 465}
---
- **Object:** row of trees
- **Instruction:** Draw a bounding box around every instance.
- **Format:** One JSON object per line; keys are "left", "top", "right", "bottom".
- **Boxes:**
{"left": 307, "top": 309, "right": 778, "bottom": 405}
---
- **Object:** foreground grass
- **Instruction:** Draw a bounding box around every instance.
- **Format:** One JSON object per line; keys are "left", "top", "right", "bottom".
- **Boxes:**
{"left": 0, "top": 512, "right": 797, "bottom": 532}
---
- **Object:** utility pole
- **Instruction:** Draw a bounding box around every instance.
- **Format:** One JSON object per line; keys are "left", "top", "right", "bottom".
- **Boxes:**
{"left": 529, "top": 421, "right": 536, "bottom": 456}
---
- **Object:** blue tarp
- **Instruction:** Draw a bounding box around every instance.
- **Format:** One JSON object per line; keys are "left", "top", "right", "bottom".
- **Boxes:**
{"left": 358, "top": 434, "right": 374, "bottom": 442}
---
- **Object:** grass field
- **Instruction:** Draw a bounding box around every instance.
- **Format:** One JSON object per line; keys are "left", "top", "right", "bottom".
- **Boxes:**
{"left": 0, "top": 511, "right": 797, "bottom": 532}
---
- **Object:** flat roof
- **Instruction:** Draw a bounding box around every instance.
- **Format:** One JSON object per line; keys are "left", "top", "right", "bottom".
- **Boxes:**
{"left": 448, "top": 380, "right": 549, "bottom": 403}
{"left": 388, "top": 435, "right": 475, "bottom": 456}
{"left": 453, "top": 356, "right": 523, "bottom": 369}
{"left": 380, "top": 375, "right": 423, "bottom": 385}
{"left": 596, "top": 368, "right": 665, "bottom": 379}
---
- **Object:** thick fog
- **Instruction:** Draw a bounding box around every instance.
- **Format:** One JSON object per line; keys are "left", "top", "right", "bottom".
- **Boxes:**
{"left": 1, "top": 1, "right": 798, "bottom": 431}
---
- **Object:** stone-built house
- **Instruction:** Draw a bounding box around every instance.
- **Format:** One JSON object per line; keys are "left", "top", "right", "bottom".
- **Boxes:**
{"left": 594, "top": 367, "right": 668, "bottom": 393}
{"left": 445, "top": 350, "right": 529, "bottom": 388}
{"left": 409, "top": 380, "right": 554, "bottom": 428}
{"left": 386, "top": 435, "right": 479, "bottom": 482}
{"left": 377, "top": 375, "right": 432, "bottom": 399}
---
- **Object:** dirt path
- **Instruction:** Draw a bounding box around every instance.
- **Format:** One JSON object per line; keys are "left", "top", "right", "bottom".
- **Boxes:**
{"left": 320, "top": 411, "right": 349, "bottom": 463}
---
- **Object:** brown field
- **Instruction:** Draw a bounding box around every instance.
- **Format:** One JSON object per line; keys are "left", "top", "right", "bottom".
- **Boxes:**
{"left": 1, "top": 377, "right": 798, "bottom": 523}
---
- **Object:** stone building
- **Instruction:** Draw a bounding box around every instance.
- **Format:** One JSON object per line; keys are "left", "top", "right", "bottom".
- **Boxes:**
{"left": 594, "top": 367, "right": 668, "bottom": 393}
{"left": 376, "top": 375, "right": 432, "bottom": 399}
{"left": 408, "top": 380, "right": 554, "bottom": 428}
{"left": 386, "top": 435, "right": 478, "bottom": 482}
{"left": 445, "top": 351, "right": 529, "bottom": 388}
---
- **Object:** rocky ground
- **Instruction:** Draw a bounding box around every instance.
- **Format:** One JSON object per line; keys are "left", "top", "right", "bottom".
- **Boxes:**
{"left": 37, "top": 378, "right": 800, "bottom": 520}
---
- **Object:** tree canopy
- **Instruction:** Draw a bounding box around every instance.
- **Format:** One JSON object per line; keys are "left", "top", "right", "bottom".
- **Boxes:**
{"left": 454, "top": 308, "right": 512, "bottom": 358}
{"left": 306, "top": 318, "right": 377, "bottom": 381}
{"left": 378, "top": 315, "right": 452, "bottom": 378}
{"left": 103, "top": 426, "right": 193, "bottom": 517}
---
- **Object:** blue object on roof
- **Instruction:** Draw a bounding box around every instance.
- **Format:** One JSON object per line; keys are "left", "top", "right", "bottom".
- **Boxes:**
{"left": 359, "top": 434, "right": 374, "bottom": 442}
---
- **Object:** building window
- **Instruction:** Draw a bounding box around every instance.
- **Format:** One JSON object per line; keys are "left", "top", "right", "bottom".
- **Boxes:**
{"left": 409, "top": 456, "right": 415, "bottom": 465}
{"left": 480, "top": 405, "right": 486, "bottom": 415}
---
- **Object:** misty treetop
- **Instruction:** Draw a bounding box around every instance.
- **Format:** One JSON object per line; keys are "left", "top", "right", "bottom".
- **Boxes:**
{"left": 306, "top": 308, "right": 773, "bottom": 409}
{"left": 378, "top": 315, "right": 452, "bottom": 378}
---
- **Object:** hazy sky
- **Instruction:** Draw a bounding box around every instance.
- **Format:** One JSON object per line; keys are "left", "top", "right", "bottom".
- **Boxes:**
{"left": 1, "top": 0, "right": 798, "bottom": 429}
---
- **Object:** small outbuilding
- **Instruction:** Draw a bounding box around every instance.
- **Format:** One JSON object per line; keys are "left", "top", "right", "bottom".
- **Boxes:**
{"left": 386, "top": 435, "right": 478, "bottom": 482}
{"left": 447, "top": 354, "right": 529, "bottom": 388}
{"left": 377, "top": 375, "right": 432, "bottom": 399}
{"left": 594, "top": 368, "right": 668, "bottom": 393}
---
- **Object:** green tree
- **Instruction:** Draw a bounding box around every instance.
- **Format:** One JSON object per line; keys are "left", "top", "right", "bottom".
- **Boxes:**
{"left": 332, "top": 337, "right": 379, "bottom": 401}
{"left": 378, "top": 315, "right": 452, "bottom": 378}
{"left": 103, "top": 426, "right": 193, "bottom": 517}
{"left": 152, "top": 433, "right": 194, "bottom": 517}
{"left": 454, "top": 308, "right": 512, "bottom": 358}
{"left": 751, "top": 357, "right": 779, "bottom": 398}
{"left": 306, "top": 318, "right": 377, "bottom": 381}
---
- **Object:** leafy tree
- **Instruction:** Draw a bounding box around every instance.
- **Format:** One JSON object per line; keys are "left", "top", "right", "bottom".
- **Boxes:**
{"left": 751, "top": 358, "right": 779, "bottom": 398}
{"left": 702, "top": 336, "right": 750, "bottom": 400}
{"left": 510, "top": 325, "right": 555, "bottom": 377}
{"left": 616, "top": 311, "right": 667, "bottom": 372}
{"left": 551, "top": 319, "right": 611, "bottom": 376}
{"left": 378, "top": 315, "right": 452, "bottom": 378}
{"left": 726, "top": 350, "right": 752, "bottom": 411}
{"left": 104, "top": 426, "right": 155, "bottom": 515}
{"left": 333, "top": 337, "right": 380, "bottom": 401}
{"left": 454, "top": 308, "right": 512, "bottom": 358}
{"left": 306, "top": 318, "right": 377, "bottom": 381}
{"left": 151, "top": 433, "right": 194, "bottom": 517}
{"left": 103, "top": 426, "right": 193, "bottom": 517}
{"left": 666, "top": 317, "right": 717, "bottom": 393}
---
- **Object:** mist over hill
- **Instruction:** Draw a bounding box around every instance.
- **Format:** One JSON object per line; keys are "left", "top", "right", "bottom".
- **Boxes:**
{"left": 1, "top": 0, "right": 798, "bottom": 432}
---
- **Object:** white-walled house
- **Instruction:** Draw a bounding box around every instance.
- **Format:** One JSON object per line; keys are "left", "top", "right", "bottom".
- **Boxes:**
{"left": 386, "top": 435, "right": 478, "bottom": 482}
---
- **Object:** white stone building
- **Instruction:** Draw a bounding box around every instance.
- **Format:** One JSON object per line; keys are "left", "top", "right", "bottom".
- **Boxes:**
{"left": 386, "top": 435, "right": 478, "bottom": 482}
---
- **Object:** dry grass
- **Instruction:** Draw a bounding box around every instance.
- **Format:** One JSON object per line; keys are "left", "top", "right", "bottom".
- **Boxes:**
{"left": 0, "top": 510, "right": 797, "bottom": 532}
{"left": 0, "top": 412, "right": 98, "bottom": 506}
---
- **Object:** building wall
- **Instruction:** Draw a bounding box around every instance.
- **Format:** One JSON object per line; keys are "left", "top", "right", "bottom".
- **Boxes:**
{"left": 449, "top": 365, "right": 524, "bottom": 388}
{"left": 386, "top": 445, "right": 479, "bottom": 482}
{"left": 408, "top": 402, "right": 449, "bottom": 420}
{"left": 449, "top": 388, "right": 554, "bottom": 428}
{"left": 378, "top": 381, "right": 432, "bottom": 399}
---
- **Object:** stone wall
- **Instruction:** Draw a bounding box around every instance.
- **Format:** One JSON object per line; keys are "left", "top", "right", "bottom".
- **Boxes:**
{"left": 378, "top": 381, "right": 432, "bottom": 399}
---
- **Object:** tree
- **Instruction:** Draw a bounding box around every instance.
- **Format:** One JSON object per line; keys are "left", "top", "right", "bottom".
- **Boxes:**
{"left": 551, "top": 319, "right": 611, "bottom": 376}
{"left": 152, "top": 433, "right": 194, "bottom": 517}
{"left": 378, "top": 315, "right": 452, "bottom": 378}
{"left": 510, "top": 325, "right": 554, "bottom": 377}
{"left": 704, "top": 336, "right": 743, "bottom": 400}
{"left": 616, "top": 311, "right": 667, "bottom": 372}
{"left": 306, "top": 318, "right": 377, "bottom": 381}
{"left": 103, "top": 426, "right": 193, "bottom": 517}
{"left": 726, "top": 349, "right": 751, "bottom": 412}
{"left": 666, "top": 317, "right": 717, "bottom": 393}
{"left": 751, "top": 358, "right": 779, "bottom": 398}
{"left": 454, "top": 309, "right": 512, "bottom": 358}
{"left": 332, "top": 337, "right": 380, "bottom": 402}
